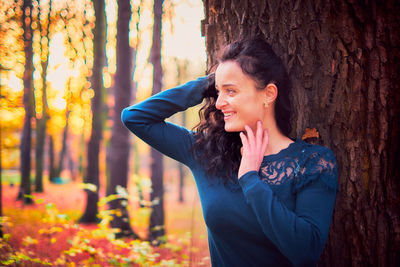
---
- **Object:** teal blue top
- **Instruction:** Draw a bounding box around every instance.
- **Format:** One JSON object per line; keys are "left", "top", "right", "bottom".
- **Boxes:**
{"left": 121, "top": 77, "right": 338, "bottom": 267}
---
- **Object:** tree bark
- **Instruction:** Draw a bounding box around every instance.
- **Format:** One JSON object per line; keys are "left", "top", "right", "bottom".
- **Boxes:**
{"left": 18, "top": 0, "right": 34, "bottom": 204}
{"left": 107, "top": 0, "right": 139, "bottom": 239}
{"left": 202, "top": 0, "right": 400, "bottom": 266}
{"left": 148, "top": 0, "right": 165, "bottom": 245}
{"left": 79, "top": 0, "right": 106, "bottom": 224}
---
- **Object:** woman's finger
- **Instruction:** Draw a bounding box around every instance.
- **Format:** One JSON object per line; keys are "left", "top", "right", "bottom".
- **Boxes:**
{"left": 239, "top": 132, "right": 249, "bottom": 153}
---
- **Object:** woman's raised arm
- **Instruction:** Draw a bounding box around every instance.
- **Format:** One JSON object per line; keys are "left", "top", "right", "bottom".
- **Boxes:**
{"left": 121, "top": 76, "right": 209, "bottom": 166}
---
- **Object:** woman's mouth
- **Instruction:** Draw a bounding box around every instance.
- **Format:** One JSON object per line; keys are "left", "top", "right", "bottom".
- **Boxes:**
{"left": 223, "top": 112, "right": 235, "bottom": 120}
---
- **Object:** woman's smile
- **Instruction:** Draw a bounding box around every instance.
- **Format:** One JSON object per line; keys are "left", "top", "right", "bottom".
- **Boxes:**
{"left": 222, "top": 111, "right": 236, "bottom": 120}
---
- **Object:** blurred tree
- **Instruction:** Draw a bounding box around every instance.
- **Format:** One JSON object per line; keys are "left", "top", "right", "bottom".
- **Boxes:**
{"left": 17, "top": 0, "right": 34, "bottom": 204}
{"left": 175, "top": 58, "right": 189, "bottom": 203}
{"left": 106, "top": 0, "right": 139, "bottom": 238}
{"left": 34, "top": 0, "right": 52, "bottom": 192}
{"left": 79, "top": 0, "right": 106, "bottom": 223}
{"left": 0, "top": 72, "right": 3, "bottom": 238}
{"left": 54, "top": 109, "right": 69, "bottom": 179}
{"left": 202, "top": 0, "right": 400, "bottom": 266}
{"left": 148, "top": 0, "right": 165, "bottom": 245}
{"left": 48, "top": 135, "right": 56, "bottom": 182}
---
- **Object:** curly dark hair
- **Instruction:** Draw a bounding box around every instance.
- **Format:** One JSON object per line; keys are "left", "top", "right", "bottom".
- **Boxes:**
{"left": 193, "top": 38, "right": 293, "bottom": 182}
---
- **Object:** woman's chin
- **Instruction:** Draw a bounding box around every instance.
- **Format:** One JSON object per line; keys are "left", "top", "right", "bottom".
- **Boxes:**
{"left": 224, "top": 124, "right": 244, "bottom": 133}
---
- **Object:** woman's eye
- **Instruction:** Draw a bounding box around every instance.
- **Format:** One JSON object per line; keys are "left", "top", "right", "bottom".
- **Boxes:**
{"left": 227, "top": 89, "right": 236, "bottom": 95}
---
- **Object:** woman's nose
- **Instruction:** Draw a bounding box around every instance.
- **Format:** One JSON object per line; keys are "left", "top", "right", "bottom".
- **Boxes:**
{"left": 215, "top": 94, "right": 226, "bottom": 110}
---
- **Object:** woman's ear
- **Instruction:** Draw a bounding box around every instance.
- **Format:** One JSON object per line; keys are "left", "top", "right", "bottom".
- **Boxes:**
{"left": 264, "top": 83, "right": 278, "bottom": 105}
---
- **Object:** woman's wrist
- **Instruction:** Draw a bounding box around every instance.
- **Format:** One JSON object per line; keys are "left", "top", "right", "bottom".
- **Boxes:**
{"left": 202, "top": 73, "right": 217, "bottom": 99}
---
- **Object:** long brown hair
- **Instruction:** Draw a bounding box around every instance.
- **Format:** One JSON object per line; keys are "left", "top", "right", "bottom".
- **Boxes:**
{"left": 193, "top": 38, "right": 293, "bottom": 181}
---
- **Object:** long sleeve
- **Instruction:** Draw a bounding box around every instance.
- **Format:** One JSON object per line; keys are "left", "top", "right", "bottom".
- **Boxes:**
{"left": 238, "top": 148, "right": 338, "bottom": 267}
{"left": 121, "top": 76, "right": 208, "bottom": 166}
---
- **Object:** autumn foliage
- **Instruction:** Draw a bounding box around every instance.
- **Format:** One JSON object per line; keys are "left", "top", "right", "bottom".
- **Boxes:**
{"left": 0, "top": 181, "right": 210, "bottom": 266}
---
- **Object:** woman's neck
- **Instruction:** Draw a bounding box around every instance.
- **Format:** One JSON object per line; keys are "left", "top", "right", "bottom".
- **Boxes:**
{"left": 263, "top": 118, "right": 294, "bottom": 156}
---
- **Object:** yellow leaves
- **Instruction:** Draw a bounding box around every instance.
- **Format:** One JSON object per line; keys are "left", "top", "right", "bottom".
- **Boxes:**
{"left": 79, "top": 183, "right": 98, "bottom": 192}
{"left": 115, "top": 209, "right": 122, "bottom": 217}
{"left": 38, "top": 226, "right": 63, "bottom": 235}
{"left": 22, "top": 236, "right": 38, "bottom": 246}
{"left": 2, "top": 186, "right": 202, "bottom": 267}
{"left": 115, "top": 185, "right": 129, "bottom": 199}
{"left": 81, "top": 88, "right": 94, "bottom": 102}
{"left": 0, "top": 216, "right": 13, "bottom": 229}
{"left": 98, "top": 194, "right": 118, "bottom": 207}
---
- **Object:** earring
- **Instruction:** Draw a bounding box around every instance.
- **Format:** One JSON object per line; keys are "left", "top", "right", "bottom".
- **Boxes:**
{"left": 264, "top": 102, "right": 269, "bottom": 108}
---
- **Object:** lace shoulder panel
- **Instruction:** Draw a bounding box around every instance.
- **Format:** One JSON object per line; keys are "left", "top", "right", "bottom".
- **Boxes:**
{"left": 258, "top": 143, "right": 338, "bottom": 192}
{"left": 294, "top": 145, "right": 338, "bottom": 193}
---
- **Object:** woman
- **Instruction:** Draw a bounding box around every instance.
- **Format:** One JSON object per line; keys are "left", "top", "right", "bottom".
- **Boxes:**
{"left": 122, "top": 38, "right": 338, "bottom": 267}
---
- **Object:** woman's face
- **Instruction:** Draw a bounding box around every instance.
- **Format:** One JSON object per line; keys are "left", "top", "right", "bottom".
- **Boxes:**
{"left": 215, "top": 60, "right": 266, "bottom": 132}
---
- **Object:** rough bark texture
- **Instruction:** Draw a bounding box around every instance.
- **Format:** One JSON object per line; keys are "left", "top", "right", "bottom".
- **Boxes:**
{"left": 202, "top": 0, "right": 400, "bottom": 266}
{"left": 18, "top": 0, "right": 34, "bottom": 204}
{"left": 79, "top": 0, "right": 106, "bottom": 224}
{"left": 107, "top": 0, "right": 139, "bottom": 238}
{"left": 148, "top": 0, "right": 165, "bottom": 245}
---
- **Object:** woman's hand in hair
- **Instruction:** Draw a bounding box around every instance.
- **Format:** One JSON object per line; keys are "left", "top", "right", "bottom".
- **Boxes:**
{"left": 238, "top": 121, "right": 269, "bottom": 179}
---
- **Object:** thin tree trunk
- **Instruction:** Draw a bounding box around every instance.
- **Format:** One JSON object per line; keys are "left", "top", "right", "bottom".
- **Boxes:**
{"left": 107, "top": 0, "right": 139, "bottom": 238}
{"left": 175, "top": 59, "right": 188, "bottom": 203}
{"left": 0, "top": 71, "right": 3, "bottom": 237}
{"left": 55, "top": 110, "right": 69, "bottom": 178}
{"left": 48, "top": 135, "right": 56, "bottom": 182}
{"left": 34, "top": 0, "right": 52, "bottom": 192}
{"left": 202, "top": 0, "right": 400, "bottom": 266}
{"left": 148, "top": 0, "right": 165, "bottom": 245}
{"left": 132, "top": 140, "right": 144, "bottom": 208}
{"left": 18, "top": 0, "right": 34, "bottom": 204}
{"left": 79, "top": 0, "right": 106, "bottom": 224}
{"left": 178, "top": 111, "right": 186, "bottom": 203}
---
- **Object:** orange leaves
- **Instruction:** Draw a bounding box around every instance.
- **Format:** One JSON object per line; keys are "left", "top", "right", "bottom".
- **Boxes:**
{"left": 301, "top": 127, "right": 319, "bottom": 140}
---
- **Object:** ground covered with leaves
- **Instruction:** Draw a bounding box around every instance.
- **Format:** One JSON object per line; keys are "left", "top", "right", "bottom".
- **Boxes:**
{"left": 0, "top": 177, "right": 210, "bottom": 266}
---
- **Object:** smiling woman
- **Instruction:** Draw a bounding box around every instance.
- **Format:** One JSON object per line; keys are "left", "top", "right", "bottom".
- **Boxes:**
{"left": 121, "top": 38, "right": 338, "bottom": 267}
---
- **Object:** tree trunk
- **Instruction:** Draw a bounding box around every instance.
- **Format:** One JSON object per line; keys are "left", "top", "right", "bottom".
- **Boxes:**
{"left": 79, "top": 0, "right": 106, "bottom": 224}
{"left": 34, "top": 0, "right": 53, "bottom": 193}
{"left": 18, "top": 0, "right": 34, "bottom": 204}
{"left": 148, "top": 0, "right": 165, "bottom": 245}
{"left": 175, "top": 59, "right": 188, "bottom": 203}
{"left": 202, "top": 0, "right": 400, "bottom": 266}
{"left": 35, "top": 115, "right": 46, "bottom": 190}
{"left": 48, "top": 135, "right": 56, "bottom": 182}
{"left": 133, "top": 140, "right": 145, "bottom": 208}
{"left": 0, "top": 72, "right": 3, "bottom": 237}
{"left": 55, "top": 110, "right": 69, "bottom": 178}
{"left": 107, "top": 0, "right": 139, "bottom": 239}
